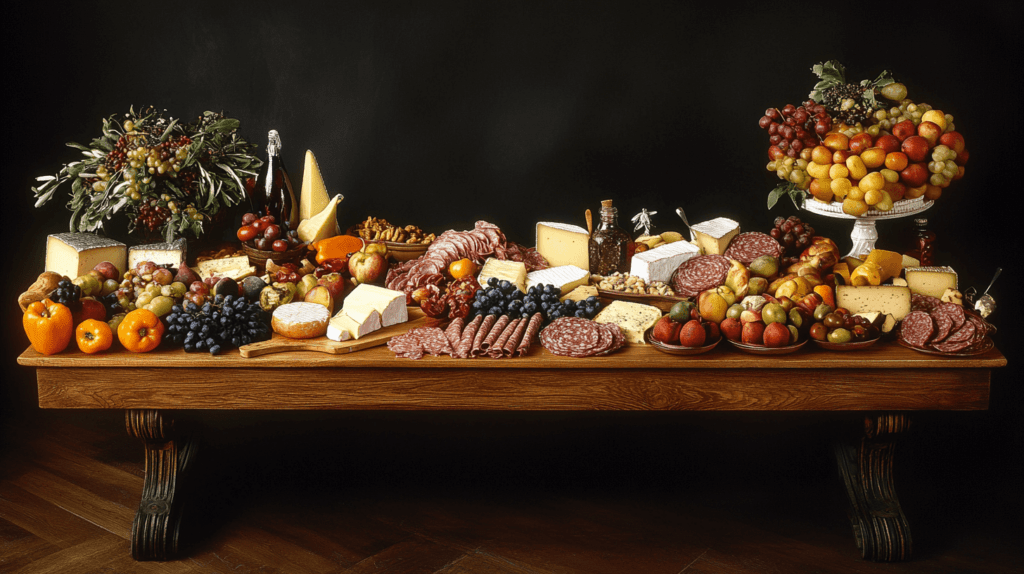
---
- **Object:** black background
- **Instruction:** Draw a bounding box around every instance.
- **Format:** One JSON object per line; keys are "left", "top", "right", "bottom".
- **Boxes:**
{"left": 3, "top": 0, "right": 1021, "bottom": 557}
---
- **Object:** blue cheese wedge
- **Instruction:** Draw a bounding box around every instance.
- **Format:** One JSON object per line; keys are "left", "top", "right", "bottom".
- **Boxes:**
{"left": 128, "top": 238, "right": 186, "bottom": 270}
{"left": 478, "top": 258, "right": 528, "bottom": 293}
{"left": 630, "top": 240, "right": 700, "bottom": 283}
{"left": 593, "top": 300, "right": 662, "bottom": 344}
{"left": 45, "top": 233, "right": 127, "bottom": 279}
{"left": 526, "top": 265, "right": 590, "bottom": 295}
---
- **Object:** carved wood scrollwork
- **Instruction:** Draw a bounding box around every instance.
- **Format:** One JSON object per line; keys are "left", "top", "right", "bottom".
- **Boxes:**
{"left": 834, "top": 412, "right": 912, "bottom": 562}
{"left": 125, "top": 409, "right": 197, "bottom": 561}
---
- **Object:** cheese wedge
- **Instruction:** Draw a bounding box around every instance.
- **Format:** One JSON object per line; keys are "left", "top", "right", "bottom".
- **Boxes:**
{"left": 196, "top": 256, "right": 256, "bottom": 281}
{"left": 836, "top": 285, "right": 912, "bottom": 320}
{"left": 327, "top": 305, "right": 382, "bottom": 340}
{"left": 690, "top": 217, "right": 740, "bottom": 255}
{"left": 593, "top": 300, "right": 662, "bottom": 345}
{"left": 129, "top": 238, "right": 186, "bottom": 271}
{"left": 905, "top": 266, "right": 957, "bottom": 299}
{"left": 536, "top": 222, "right": 590, "bottom": 270}
{"left": 299, "top": 150, "right": 332, "bottom": 222}
{"left": 478, "top": 258, "right": 528, "bottom": 293}
{"left": 630, "top": 240, "right": 700, "bottom": 283}
{"left": 526, "top": 265, "right": 589, "bottom": 295}
{"left": 560, "top": 285, "right": 599, "bottom": 303}
{"left": 297, "top": 194, "right": 343, "bottom": 244}
{"left": 343, "top": 283, "right": 408, "bottom": 327}
{"left": 46, "top": 233, "right": 127, "bottom": 279}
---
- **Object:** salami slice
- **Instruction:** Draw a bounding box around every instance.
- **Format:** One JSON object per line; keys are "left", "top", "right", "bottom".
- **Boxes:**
{"left": 724, "top": 232, "right": 782, "bottom": 264}
{"left": 942, "top": 320, "right": 976, "bottom": 346}
{"left": 965, "top": 314, "right": 988, "bottom": 342}
{"left": 940, "top": 302, "right": 965, "bottom": 330}
{"left": 516, "top": 313, "right": 544, "bottom": 357}
{"left": 488, "top": 318, "right": 521, "bottom": 358}
{"left": 540, "top": 317, "right": 602, "bottom": 356}
{"left": 931, "top": 337, "right": 973, "bottom": 353}
{"left": 930, "top": 308, "right": 954, "bottom": 343}
{"left": 671, "top": 255, "right": 731, "bottom": 297}
{"left": 503, "top": 316, "right": 530, "bottom": 357}
{"left": 899, "top": 311, "right": 935, "bottom": 348}
{"left": 911, "top": 294, "right": 942, "bottom": 313}
{"left": 455, "top": 315, "right": 483, "bottom": 358}
{"left": 444, "top": 317, "right": 465, "bottom": 350}
{"left": 481, "top": 315, "right": 510, "bottom": 351}
{"left": 471, "top": 314, "right": 497, "bottom": 357}
{"left": 388, "top": 327, "right": 453, "bottom": 359}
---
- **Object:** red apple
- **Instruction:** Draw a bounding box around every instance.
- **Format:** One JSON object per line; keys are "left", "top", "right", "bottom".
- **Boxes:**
{"left": 954, "top": 149, "right": 969, "bottom": 166}
{"left": 739, "top": 308, "right": 762, "bottom": 325}
{"left": 892, "top": 120, "right": 916, "bottom": 141}
{"left": 92, "top": 261, "right": 120, "bottom": 281}
{"left": 317, "top": 272, "right": 347, "bottom": 300}
{"left": 939, "top": 131, "right": 966, "bottom": 154}
{"left": 874, "top": 134, "right": 901, "bottom": 154}
{"left": 901, "top": 136, "right": 930, "bottom": 163}
{"left": 849, "top": 133, "right": 874, "bottom": 154}
{"left": 741, "top": 322, "right": 766, "bottom": 345}
{"left": 348, "top": 251, "right": 387, "bottom": 285}
{"left": 917, "top": 121, "right": 943, "bottom": 147}
{"left": 832, "top": 149, "right": 854, "bottom": 164}
{"left": 884, "top": 181, "right": 907, "bottom": 202}
{"left": 73, "top": 298, "right": 107, "bottom": 324}
{"left": 900, "top": 163, "right": 929, "bottom": 187}
{"left": 720, "top": 317, "right": 742, "bottom": 341}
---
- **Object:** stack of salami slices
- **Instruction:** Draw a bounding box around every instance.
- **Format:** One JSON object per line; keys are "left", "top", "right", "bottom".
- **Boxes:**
{"left": 540, "top": 317, "right": 624, "bottom": 357}
{"left": 670, "top": 255, "right": 731, "bottom": 298}
{"left": 723, "top": 232, "right": 782, "bottom": 265}
{"left": 899, "top": 295, "right": 992, "bottom": 354}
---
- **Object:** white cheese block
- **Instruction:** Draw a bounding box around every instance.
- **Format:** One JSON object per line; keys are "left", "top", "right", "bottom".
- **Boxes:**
{"left": 630, "top": 240, "right": 700, "bottom": 283}
{"left": 905, "top": 266, "right": 957, "bottom": 299}
{"left": 196, "top": 256, "right": 256, "bottom": 281}
{"left": 560, "top": 285, "right": 599, "bottom": 303}
{"left": 690, "top": 217, "right": 740, "bottom": 255}
{"left": 271, "top": 302, "right": 330, "bottom": 339}
{"left": 299, "top": 150, "right": 333, "bottom": 223}
{"left": 343, "top": 283, "right": 408, "bottom": 327}
{"left": 526, "top": 265, "right": 590, "bottom": 295}
{"left": 297, "top": 194, "right": 343, "bottom": 244}
{"left": 593, "top": 300, "right": 662, "bottom": 345}
{"left": 128, "top": 238, "right": 186, "bottom": 271}
{"left": 836, "top": 285, "right": 912, "bottom": 320}
{"left": 478, "top": 258, "right": 528, "bottom": 293}
{"left": 901, "top": 254, "right": 920, "bottom": 269}
{"left": 327, "top": 305, "right": 382, "bottom": 340}
{"left": 45, "top": 233, "right": 127, "bottom": 279}
{"left": 536, "top": 222, "right": 590, "bottom": 270}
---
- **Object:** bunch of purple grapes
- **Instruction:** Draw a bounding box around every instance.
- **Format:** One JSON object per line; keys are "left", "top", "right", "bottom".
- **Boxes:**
{"left": 759, "top": 100, "right": 832, "bottom": 158}
{"left": 771, "top": 215, "right": 815, "bottom": 264}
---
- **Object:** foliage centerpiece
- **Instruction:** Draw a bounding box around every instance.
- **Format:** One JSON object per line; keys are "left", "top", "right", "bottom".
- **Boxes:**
{"left": 32, "top": 106, "right": 262, "bottom": 242}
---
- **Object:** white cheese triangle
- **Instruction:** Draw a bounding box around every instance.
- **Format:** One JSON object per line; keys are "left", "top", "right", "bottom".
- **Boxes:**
{"left": 297, "top": 194, "right": 343, "bottom": 244}
{"left": 344, "top": 283, "right": 408, "bottom": 327}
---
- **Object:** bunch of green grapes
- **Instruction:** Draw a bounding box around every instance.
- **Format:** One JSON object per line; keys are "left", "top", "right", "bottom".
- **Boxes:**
{"left": 766, "top": 156, "right": 811, "bottom": 190}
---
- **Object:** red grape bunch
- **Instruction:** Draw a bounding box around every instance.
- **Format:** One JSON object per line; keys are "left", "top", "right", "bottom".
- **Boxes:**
{"left": 759, "top": 100, "right": 832, "bottom": 159}
{"left": 771, "top": 215, "right": 815, "bottom": 266}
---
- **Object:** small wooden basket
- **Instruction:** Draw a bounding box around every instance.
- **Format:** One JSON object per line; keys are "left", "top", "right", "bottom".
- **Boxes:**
{"left": 242, "top": 242, "right": 309, "bottom": 269}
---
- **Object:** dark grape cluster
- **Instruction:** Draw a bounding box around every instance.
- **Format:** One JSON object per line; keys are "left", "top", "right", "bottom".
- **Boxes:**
{"left": 470, "top": 278, "right": 601, "bottom": 323}
{"left": 771, "top": 215, "right": 815, "bottom": 263}
{"left": 136, "top": 200, "right": 172, "bottom": 233}
{"left": 51, "top": 280, "right": 83, "bottom": 312}
{"left": 759, "top": 100, "right": 832, "bottom": 159}
{"left": 819, "top": 83, "right": 873, "bottom": 125}
{"left": 163, "top": 295, "right": 271, "bottom": 355}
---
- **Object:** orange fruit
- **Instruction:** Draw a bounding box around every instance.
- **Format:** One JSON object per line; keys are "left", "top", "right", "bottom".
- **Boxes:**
{"left": 449, "top": 258, "right": 479, "bottom": 279}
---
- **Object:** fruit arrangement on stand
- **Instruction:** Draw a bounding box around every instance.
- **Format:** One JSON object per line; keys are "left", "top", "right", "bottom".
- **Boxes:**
{"left": 761, "top": 61, "right": 968, "bottom": 216}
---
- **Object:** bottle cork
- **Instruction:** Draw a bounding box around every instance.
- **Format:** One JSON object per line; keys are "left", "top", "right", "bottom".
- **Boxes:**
{"left": 601, "top": 199, "right": 613, "bottom": 208}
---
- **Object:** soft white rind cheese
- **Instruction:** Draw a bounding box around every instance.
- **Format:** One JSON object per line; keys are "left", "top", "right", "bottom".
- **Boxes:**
{"left": 344, "top": 283, "right": 408, "bottom": 327}
{"left": 536, "top": 221, "right": 590, "bottom": 270}
{"left": 272, "top": 302, "right": 330, "bottom": 339}
{"left": 630, "top": 240, "right": 700, "bottom": 283}
{"left": 45, "top": 233, "right": 127, "bottom": 279}
{"left": 690, "top": 217, "right": 740, "bottom": 255}
{"left": 526, "top": 265, "right": 590, "bottom": 295}
{"left": 836, "top": 285, "right": 912, "bottom": 320}
{"left": 593, "top": 300, "right": 662, "bottom": 345}
{"left": 327, "top": 305, "right": 382, "bottom": 340}
{"left": 478, "top": 258, "right": 528, "bottom": 293}
{"left": 905, "top": 266, "right": 957, "bottom": 299}
{"left": 128, "top": 238, "right": 186, "bottom": 271}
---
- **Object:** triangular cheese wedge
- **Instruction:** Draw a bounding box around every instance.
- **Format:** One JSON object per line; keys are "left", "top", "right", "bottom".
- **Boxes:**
{"left": 300, "top": 150, "right": 330, "bottom": 221}
{"left": 297, "top": 194, "right": 343, "bottom": 244}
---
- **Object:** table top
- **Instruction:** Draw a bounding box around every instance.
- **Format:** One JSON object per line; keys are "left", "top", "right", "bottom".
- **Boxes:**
{"left": 18, "top": 341, "right": 1006, "bottom": 412}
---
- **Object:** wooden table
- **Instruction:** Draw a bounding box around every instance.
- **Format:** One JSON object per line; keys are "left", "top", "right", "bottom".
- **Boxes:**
{"left": 18, "top": 341, "right": 1006, "bottom": 563}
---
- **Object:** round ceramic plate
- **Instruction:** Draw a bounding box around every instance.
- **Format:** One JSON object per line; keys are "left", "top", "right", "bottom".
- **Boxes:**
{"left": 725, "top": 338, "right": 808, "bottom": 355}
{"left": 897, "top": 337, "right": 994, "bottom": 357}
{"left": 812, "top": 337, "right": 881, "bottom": 351}
{"left": 645, "top": 331, "right": 721, "bottom": 355}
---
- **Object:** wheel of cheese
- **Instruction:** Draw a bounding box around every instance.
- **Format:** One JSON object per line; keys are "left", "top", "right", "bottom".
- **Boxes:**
{"left": 271, "top": 302, "right": 330, "bottom": 339}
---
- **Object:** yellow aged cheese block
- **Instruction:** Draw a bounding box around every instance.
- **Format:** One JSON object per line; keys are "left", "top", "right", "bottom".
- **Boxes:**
{"left": 297, "top": 194, "right": 343, "bottom": 244}
{"left": 560, "top": 285, "right": 599, "bottom": 303}
{"left": 478, "top": 258, "right": 528, "bottom": 293}
{"left": 593, "top": 300, "right": 662, "bottom": 344}
{"left": 128, "top": 238, "right": 186, "bottom": 271}
{"left": 196, "top": 256, "right": 256, "bottom": 281}
{"left": 299, "top": 150, "right": 332, "bottom": 222}
{"left": 836, "top": 285, "right": 912, "bottom": 320}
{"left": 905, "top": 266, "right": 957, "bottom": 299}
{"left": 689, "top": 217, "right": 739, "bottom": 255}
{"left": 46, "top": 233, "right": 127, "bottom": 279}
{"left": 536, "top": 221, "right": 590, "bottom": 270}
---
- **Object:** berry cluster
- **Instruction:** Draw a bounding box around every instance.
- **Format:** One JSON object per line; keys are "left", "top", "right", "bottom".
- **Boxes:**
{"left": 163, "top": 295, "right": 271, "bottom": 355}
{"left": 759, "top": 101, "right": 832, "bottom": 159}
{"left": 771, "top": 215, "right": 815, "bottom": 263}
{"left": 470, "top": 278, "right": 602, "bottom": 323}
{"left": 51, "top": 280, "right": 83, "bottom": 312}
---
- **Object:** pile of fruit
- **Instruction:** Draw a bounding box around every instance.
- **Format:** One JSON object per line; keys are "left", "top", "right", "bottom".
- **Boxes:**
{"left": 649, "top": 302, "right": 721, "bottom": 348}
{"left": 236, "top": 213, "right": 305, "bottom": 252}
{"left": 760, "top": 61, "right": 968, "bottom": 215}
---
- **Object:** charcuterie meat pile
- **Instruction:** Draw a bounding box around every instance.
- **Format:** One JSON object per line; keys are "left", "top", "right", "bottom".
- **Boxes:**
{"left": 670, "top": 255, "right": 731, "bottom": 298}
{"left": 389, "top": 312, "right": 544, "bottom": 360}
{"left": 539, "top": 317, "right": 624, "bottom": 358}
{"left": 898, "top": 295, "right": 992, "bottom": 353}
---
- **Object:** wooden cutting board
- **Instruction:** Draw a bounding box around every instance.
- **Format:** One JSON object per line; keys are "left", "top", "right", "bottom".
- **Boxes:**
{"left": 239, "top": 307, "right": 440, "bottom": 358}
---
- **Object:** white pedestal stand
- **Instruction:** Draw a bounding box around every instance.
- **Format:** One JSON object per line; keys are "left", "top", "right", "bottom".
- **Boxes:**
{"left": 801, "top": 197, "right": 935, "bottom": 258}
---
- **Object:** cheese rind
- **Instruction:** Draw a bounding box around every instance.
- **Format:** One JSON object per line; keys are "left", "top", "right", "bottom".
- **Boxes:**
{"left": 271, "top": 302, "right": 330, "bottom": 339}
{"left": 478, "top": 258, "right": 528, "bottom": 293}
{"left": 196, "top": 256, "right": 256, "bottom": 281}
{"left": 593, "top": 300, "right": 662, "bottom": 345}
{"left": 630, "top": 240, "right": 700, "bottom": 283}
{"left": 835, "top": 285, "right": 912, "bottom": 320}
{"left": 129, "top": 238, "right": 186, "bottom": 271}
{"left": 526, "top": 265, "right": 590, "bottom": 295}
{"left": 45, "top": 233, "right": 127, "bottom": 279}
{"left": 299, "top": 150, "right": 332, "bottom": 223}
{"left": 560, "top": 285, "right": 599, "bottom": 303}
{"left": 905, "top": 266, "right": 957, "bottom": 299}
{"left": 690, "top": 217, "right": 740, "bottom": 255}
{"left": 536, "top": 222, "right": 590, "bottom": 270}
{"left": 327, "top": 305, "right": 382, "bottom": 340}
{"left": 297, "top": 194, "right": 343, "bottom": 244}
{"left": 343, "top": 284, "right": 408, "bottom": 327}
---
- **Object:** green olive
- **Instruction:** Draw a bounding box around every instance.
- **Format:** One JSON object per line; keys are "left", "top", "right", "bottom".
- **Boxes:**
{"left": 827, "top": 328, "right": 852, "bottom": 344}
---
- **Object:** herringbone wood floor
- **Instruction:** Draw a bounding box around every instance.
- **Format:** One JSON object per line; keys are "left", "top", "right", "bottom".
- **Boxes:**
{"left": 1, "top": 410, "right": 1021, "bottom": 573}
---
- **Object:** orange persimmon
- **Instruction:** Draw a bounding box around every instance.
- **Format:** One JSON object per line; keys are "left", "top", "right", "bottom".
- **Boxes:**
{"left": 449, "top": 258, "right": 479, "bottom": 279}
{"left": 23, "top": 298, "right": 74, "bottom": 355}
{"left": 76, "top": 319, "right": 114, "bottom": 354}
{"left": 117, "top": 309, "right": 164, "bottom": 353}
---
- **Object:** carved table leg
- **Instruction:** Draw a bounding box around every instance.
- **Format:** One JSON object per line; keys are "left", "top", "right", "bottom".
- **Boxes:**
{"left": 126, "top": 409, "right": 197, "bottom": 561}
{"left": 833, "top": 412, "right": 912, "bottom": 562}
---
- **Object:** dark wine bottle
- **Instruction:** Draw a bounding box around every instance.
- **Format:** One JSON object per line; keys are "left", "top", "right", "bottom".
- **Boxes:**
{"left": 255, "top": 130, "right": 299, "bottom": 229}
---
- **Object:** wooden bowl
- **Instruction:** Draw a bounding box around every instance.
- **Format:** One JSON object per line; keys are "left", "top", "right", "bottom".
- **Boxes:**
{"left": 242, "top": 241, "right": 309, "bottom": 269}
{"left": 345, "top": 227, "right": 430, "bottom": 262}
